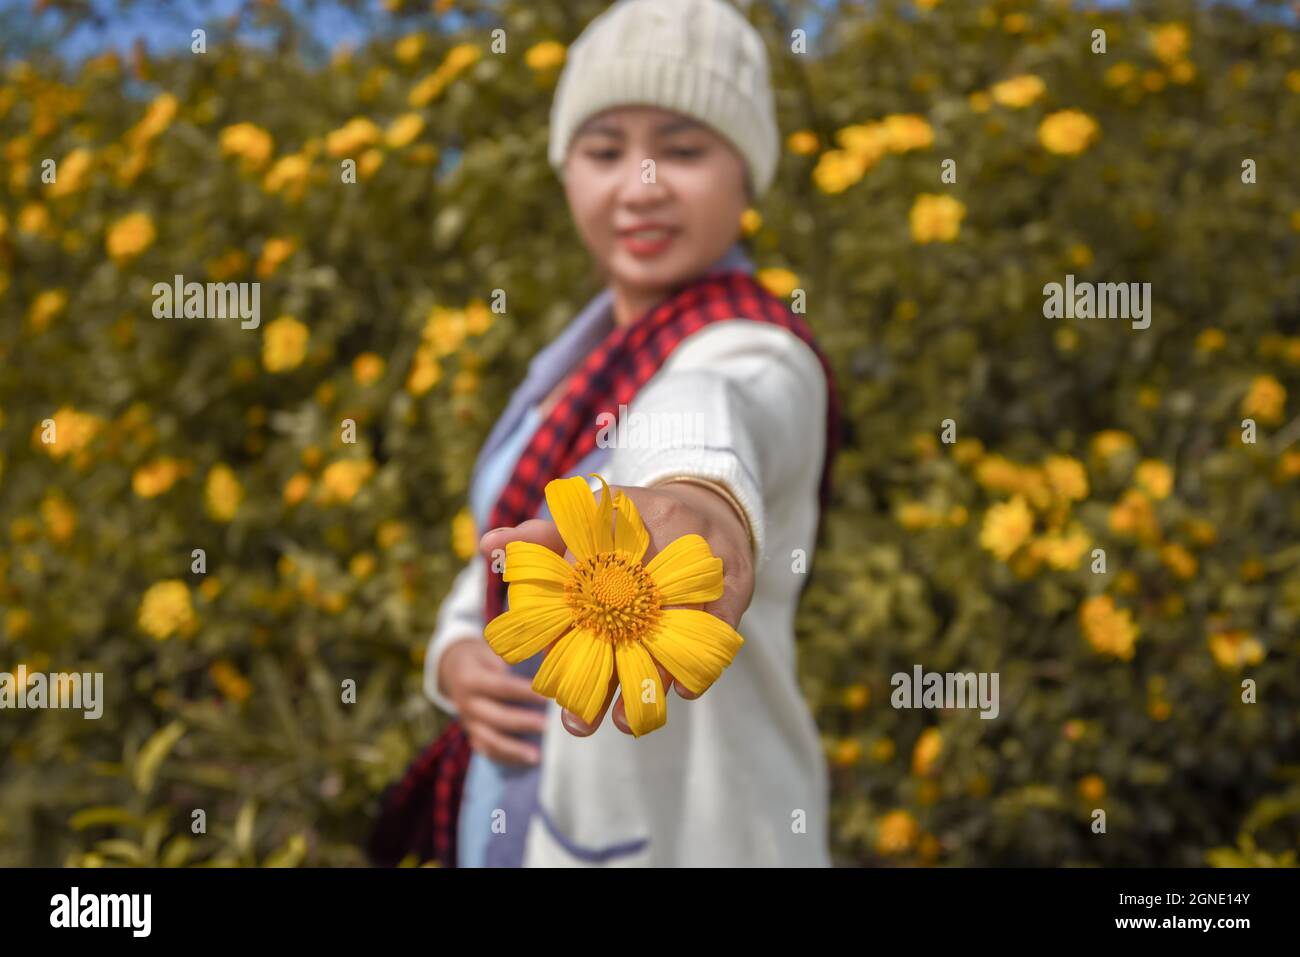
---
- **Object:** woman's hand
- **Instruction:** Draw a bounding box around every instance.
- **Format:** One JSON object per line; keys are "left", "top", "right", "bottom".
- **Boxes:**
{"left": 479, "top": 480, "right": 754, "bottom": 737}
{"left": 439, "top": 638, "right": 550, "bottom": 764}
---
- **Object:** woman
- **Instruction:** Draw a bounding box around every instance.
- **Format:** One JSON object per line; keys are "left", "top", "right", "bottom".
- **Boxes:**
{"left": 421, "top": 0, "right": 840, "bottom": 867}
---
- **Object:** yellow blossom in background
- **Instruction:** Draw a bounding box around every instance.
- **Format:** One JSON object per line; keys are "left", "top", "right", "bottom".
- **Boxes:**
{"left": 990, "top": 74, "right": 1045, "bottom": 108}
{"left": 1276, "top": 450, "right": 1300, "bottom": 482}
{"left": 126, "top": 92, "right": 178, "bottom": 148}
{"left": 968, "top": 90, "right": 992, "bottom": 112}
{"left": 1195, "top": 328, "right": 1225, "bottom": 353}
{"left": 1079, "top": 595, "right": 1139, "bottom": 660}
{"left": 1078, "top": 774, "right": 1106, "bottom": 802}
{"left": 1134, "top": 459, "right": 1173, "bottom": 499}
{"left": 1160, "top": 543, "right": 1197, "bottom": 580}
{"left": 786, "top": 129, "right": 819, "bottom": 155}
{"left": 1030, "top": 524, "right": 1091, "bottom": 571}
{"left": 263, "top": 153, "right": 312, "bottom": 196}
{"left": 358, "top": 148, "right": 384, "bottom": 179}
{"left": 980, "top": 496, "right": 1033, "bottom": 560}
{"left": 138, "top": 580, "right": 196, "bottom": 640}
{"left": 283, "top": 472, "right": 312, "bottom": 506}
{"left": 219, "top": 122, "right": 274, "bottom": 170}
{"left": 876, "top": 810, "right": 919, "bottom": 855}
{"left": 1106, "top": 62, "right": 1137, "bottom": 87}
{"left": 33, "top": 406, "right": 103, "bottom": 460}
{"left": 206, "top": 248, "right": 249, "bottom": 281}
{"left": 325, "top": 116, "right": 382, "bottom": 157}
{"left": 47, "top": 147, "right": 94, "bottom": 198}
{"left": 210, "top": 660, "right": 252, "bottom": 702}
{"left": 451, "top": 507, "right": 477, "bottom": 560}
{"left": 394, "top": 33, "right": 425, "bottom": 65}
{"left": 1168, "top": 60, "right": 1196, "bottom": 84}
{"left": 1150, "top": 22, "right": 1190, "bottom": 65}
{"left": 1109, "top": 488, "right": 1159, "bottom": 542}
{"left": 18, "top": 202, "right": 51, "bottom": 237}
{"left": 525, "top": 41, "right": 566, "bottom": 71}
{"left": 385, "top": 112, "right": 425, "bottom": 148}
{"left": 205, "top": 464, "right": 244, "bottom": 522}
{"left": 881, "top": 114, "right": 933, "bottom": 152}
{"left": 837, "top": 122, "right": 890, "bottom": 165}
{"left": 262, "top": 315, "right": 309, "bottom": 372}
{"left": 349, "top": 552, "right": 377, "bottom": 579}
{"left": 1002, "top": 12, "right": 1028, "bottom": 33}
{"left": 756, "top": 268, "right": 799, "bottom": 298}
{"left": 105, "top": 211, "right": 156, "bottom": 265}
{"left": 1038, "top": 110, "right": 1100, "bottom": 155}
{"left": 896, "top": 501, "right": 943, "bottom": 531}
{"left": 1208, "top": 630, "right": 1265, "bottom": 670}
{"left": 406, "top": 348, "right": 442, "bottom": 395}
{"left": 377, "top": 520, "right": 408, "bottom": 550}
{"left": 812, "top": 149, "right": 867, "bottom": 194}
{"left": 318, "top": 459, "right": 375, "bottom": 504}
{"left": 408, "top": 43, "right": 481, "bottom": 107}
{"left": 739, "top": 208, "right": 762, "bottom": 236}
{"left": 831, "top": 738, "right": 863, "bottom": 767}
{"left": 912, "top": 728, "right": 942, "bottom": 776}
{"left": 132, "top": 457, "right": 190, "bottom": 498}
{"left": 423, "top": 305, "right": 467, "bottom": 357}
{"left": 1090, "top": 429, "right": 1135, "bottom": 460}
{"left": 842, "top": 684, "right": 870, "bottom": 710}
{"left": 28, "top": 289, "right": 68, "bottom": 332}
{"left": 1043, "top": 455, "right": 1089, "bottom": 502}
{"left": 352, "top": 352, "right": 386, "bottom": 386}
{"left": 40, "top": 494, "right": 77, "bottom": 544}
{"left": 1241, "top": 374, "right": 1285, "bottom": 425}
{"left": 909, "top": 193, "right": 965, "bottom": 243}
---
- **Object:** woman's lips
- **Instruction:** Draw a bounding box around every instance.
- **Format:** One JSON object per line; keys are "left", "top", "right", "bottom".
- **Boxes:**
{"left": 618, "top": 228, "right": 677, "bottom": 257}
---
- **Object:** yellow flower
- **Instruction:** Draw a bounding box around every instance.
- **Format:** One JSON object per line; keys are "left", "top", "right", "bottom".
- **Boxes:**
{"left": 358, "top": 148, "right": 384, "bottom": 179}
{"left": 1078, "top": 774, "right": 1106, "bottom": 802}
{"left": 525, "top": 41, "right": 566, "bottom": 71}
{"left": 1108, "top": 488, "right": 1159, "bottom": 542}
{"left": 909, "top": 194, "right": 965, "bottom": 243}
{"left": 138, "top": 580, "right": 196, "bottom": 640}
{"left": 1104, "top": 62, "right": 1137, "bottom": 88}
{"left": 262, "top": 315, "right": 309, "bottom": 372}
{"left": 464, "top": 299, "right": 492, "bottom": 336}
{"left": 739, "top": 208, "right": 762, "bottom": 236}
{"left": 1090, "top": 429, "right": 1135, "bottom": 460}
{"left": 1043, "top": 455, "right": 1089, "bottom": 502}
{"left": 210, "top": 660, "right": 252, "bottom": 702}
{"left": 881, "top": 114, "right": 933, "bottom": 152}
{"left": 914, "top": 0, "right": 941, "bottom": 9}
{"left": 18, "top": 202, "right": 50, "bottom": 237}
{"left": 967, "top": 91, "right": 992, "bottom": 113}
{"left": 756, "top": 267, "right": 799, "bottom": 298}
{"left": 41, "top": 494, "right": 77, "bottom": 543}
{"left": 47, "top": 147, "right": 94, "bottom": 198}
{"left": 126, "top": 92, "right": 178, "bottom": 148}
{"left": 1002, "top": 12, "right": 1028, "bottom": 33}
{"left": 352, "top": 352, "right": 386, "bottom": 386}
{"left": 394, "top": 33, "right": 425, "bottom": 65}
{"left": 1038, "top": 110, "right": 1100, "bottom": 156}
{"left": 990, "top": 75, "right": 1045, "bottom": 109}
{"left": 786, "top": 130, "right": 819, "bottom": 155}
{"left": 377, "top": 520, "right": 408, "bottom": 550}
{"left": 1195, "top": 328, "right": 1226, "bottom": 353}
{"left": 830, "top": 738, "right": 863, "bottom": 767}
{"left": 451, "top": 507, "right": 477, "bottom": 560}
{"left": 812, "top": 149, "right": 867, "bottom": 194}
{"left": 406, "top": 348, "right": 442, "bottom": 395}
{"left": 912, "top": 728, "right": 942, "bottom": 776}
{"left": 205, "top": 464, "right": 243, "bottom": 522}
{"left": 1029, "top": 524, "right": 1091, "bottom": 571}
{"left": 1168, "top": 59, "right": 1196, "bottom": 84}
{"left": 1208, "top": 630, "right": 1265, "bottom": 670}
{"left": 263, "top": 153, "right": 312, "bottom": 196}
{"left": 842, "top": 684, "right": 870, "bottom": 710}
{"left": 349, "top": 552, "right": 377, "bottom": 579}
{"left": 33, "top": 406, "right": 102, "bottom": 460}
{"left": 896, "top": 502, "right": 943, "bottom": 531}
{"left": 132, "top": 457, "right": 190, "bottom": 498}
{"left": 486, "top": 475, "right": 744, "bottom": 736}
{"left": 876, "top": 810, "right": 919, "bottom": 855}
{"left": 326, "top": 116, "right": 382, "bottom": 157}
{"left": 28, "top": 289, "right": 68, "bottom": 332}
{"left": 219, "top": 122, "right": 274, "bottom": 170}
{"left": 105, "top": 211, "right": 156, "bottom": 264}
{"left": 1134, "top": 459, "right": 1173, "bottom": 500}
{"left": 318, "top": 459, "right": 375, "bottom": 504}
{"left": 409, "top": 43, "right": 481, "bottom": 107}
{"left": 979, "top": 496, "right": 1033, "bottom": 561}
{"left": 1150, "top": 23, "right": 1189, "bottom": 65}
{"left": 1160, "top": 543, "right": 1197, "bottom": 580}
{"left": 423, "top": 305, "right": 467, "bottom": 356}
{"left": 385, "top": 112, "right": 425, "bottom": 148}
{"left": 283, "top": 472, "right": 312, "bottom": 506}
{"left": 1079, "top": 595, "right": 1139, "bottom": 660}
{"left": 1241, "top": 374, "right": 1285, "bottom": 425}
{"left": 837, "top": 122, "right": 890, "bottom": 165}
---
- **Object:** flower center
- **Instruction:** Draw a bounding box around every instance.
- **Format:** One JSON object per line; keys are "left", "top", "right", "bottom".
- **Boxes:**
{"left": 567, "top": 551, "right": 662, "bottom": 644}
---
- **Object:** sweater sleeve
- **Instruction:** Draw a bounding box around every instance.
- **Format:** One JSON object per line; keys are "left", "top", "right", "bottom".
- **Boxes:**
{"left": 604, "top": 320, "right": 828, "bottom": 567}
{"left": 422, "top": 557, "right": 488, "bottom": 716}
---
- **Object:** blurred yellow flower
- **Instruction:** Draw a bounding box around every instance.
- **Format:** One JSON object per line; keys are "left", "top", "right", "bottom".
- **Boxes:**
{"left": 786, "top": 129, "right": 819, "bottom": 155}
{"left": 352, "top": 352, "right": 386, "bottom": 386}
{"left": 377, "top": 520, "right": 408, "bottom": 550}
{"left": 409, "top": 43, "right": 481, "bottom": 107}
{"left": 1043, "top": 455, "right": 1089, "bottom": 502}
{"left": 831, "top": 738, "right": 863, "bottom": 767}
{"left": 385, "top": 112, "right": 425, "bottom": 148}
{"left": 1150, "top": 22, "right": 1190, "bottom": 65}
{"left": 837, "top": 122, "right": 890, "bottom": 165}
{"left": 909, "top": 194, "right": 965, "bottom": 243}
{"left": 1208, "top": 630, "right": 1265, "bottom": 670}
{"left": 1079, "top": 595, "right": 1138, "bottom": 660}
{"left": 990, "top": 74, "right": 1045, "bottom": 108}
{"left": 1090, "top": 429, "right": 1135, "bottom": 460}
{"left": 326, "top": 117, "right": 382, "bottom": 157}
{"left": 1108, "top": 488, "right": 1159, "bottom": 542}
{"left": 968, "top": 91, "right": 992, "bottom": 113}
{"left": 525, "top": 41, "right": 566, "bottom": 71}
{"left": 914, "top": 0, "right": 941, "bottom": 9}
{"left": 756, "top": 267, "right": 799, "bottom": 298}
{"left": 1038, "top": 110, "right": 1100, "bottom": 155}
{"left": 881, "top": 114, "right": 933, "bottom": 152}
{"left": 406, "top": 348, "right": 442, "bottom": 395}
{"left": 1078, "top": 774, "right": 1106, "bottom": 802}
{"left": 132, "top": 457, "right": 190, "bottom": 498}
{"left": 1277, "top": 450, "right": 1300, "bottom": 482}
{"left": 18, "top": 202, "right": 50, "bottom": 237}
{"left": 423, "top": 305, "right": 467, "bottom": 356}
{"left": 105, "top": 211, "right": 156, "bottom": 265}
{"left": 1195, "top": 328, "right": 1226, "bottom": 353}
{"left": 205, "top": 464, "right": 243, "bottom": 522}
{"left": 318, "top": 459, "right": 375, "bottom": 504}
{"left": 912, "top": 728, "right": 942, "bottom": 776}
{"left": 283, "top": 472, "right": 312, "bottom": 506}
{"left": 34, "top": 406, "right": 103, "bottom": 460}
{"left": 842, "top": 684, "right": 870, "bottom": 710}
{"left": 451, "top": 507, "right": 477, "bottom": 560}
{"left": 349, "top": 552, "right": 377, "bottom": 579}
{"left": 1104, "top": 62, "right": 1137, "bottom": 88}
{"left": 876, "top": 810, "right": 919, "bottom": 855}
{"left": 126, "top": 92, "right": 178, "bottom": 148}
{"left": 1002, "top": 12, "right": 1028, "bottom": 33}
{"left": 1241, "top": 374, "right": 1285, "bottom": 425}
{"left": 28, "top": 289, "right": 67, "bottom": 332}
{"left": 394, "top": 33, "right": 425, "bottom": 65}
{"left": 739, "top": 207, "right": 762, "bottom": 236}
{"left": 263, "top": 315, "right": 309, "bottom": 373}
{"left": 40, "top": 494, "right": 77, "bottom": 544}
{"left": 1030, "top": 524, "right": 1091, "bottom": 571}
{"left": 210, "top": 660, "right": 252, "bottom": 702}
{"left": 256, "top": 236, "right": 297, "bottom": 277}
{"left": 980, "top": 496, "right": 1033, "bottom": 560}
{"left": 219, "top": 122, "right": 274, "bottom": 170}
{"left": 263, "top": 153, "right": 312, "bottom": 196}
{"left": 812, "top": 149, "right": 866, "bottom": 194}
{"left": 358, "top": 148, "right": 384, "bottom": 178}
{"left": 47, "top": 147, "right": 94, "bottom": 198}
{"left": 1134, "top": 459, "right": 1173, "bottom": 499}
{"left": 138, "top": 580, "right": 196, "bottom": 640}
{"left": 1168, "top": 60, "right": 1196, "bottom": 84}
{"left": 1160, "top": 543, "right": 1197, "bottom": 580}
{"left": 896, "top": 501, "right": 943, "bottom": 531}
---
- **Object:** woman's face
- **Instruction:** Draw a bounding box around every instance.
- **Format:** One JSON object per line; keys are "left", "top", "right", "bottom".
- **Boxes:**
{"left": 563, "top": 106, "right": 750, "bottom": 298}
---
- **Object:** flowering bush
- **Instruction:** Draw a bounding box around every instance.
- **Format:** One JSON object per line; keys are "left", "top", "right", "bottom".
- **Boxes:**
{"left": 1, "top": 0, "right": 1297, "bottom": 867}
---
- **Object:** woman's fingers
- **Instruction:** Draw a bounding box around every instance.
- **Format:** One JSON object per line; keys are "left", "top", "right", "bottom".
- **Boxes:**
{"left": 479, "top": 519, "right": 567, "bottom": 559}
{"left": 466, "top": 722, "right": 541, "bottom": 765}
{"left": 465, "top": 696, "right": 548, "bottom": 735}
{"left": 561, "top": 670, "right": 619, "bottom": 737}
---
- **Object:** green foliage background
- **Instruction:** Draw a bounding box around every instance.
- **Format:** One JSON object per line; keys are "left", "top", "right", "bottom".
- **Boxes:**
{"left": 1, "top": 0, "right": 1298, "bottom": 867}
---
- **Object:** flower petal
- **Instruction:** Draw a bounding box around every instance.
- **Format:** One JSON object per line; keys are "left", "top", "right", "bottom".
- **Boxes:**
{"left": 484, "top": 604, "right": 573, "bottom": 664}
{"left": 642, "top": 609, "right": 744, "bottom": 695}
{"left": 544, "top": 475, "right": 605, "bottom": 561}
{"left": 615, "top": 640, "right": 667, "bottom": 737}
{"left": 506, "top": 579, "right": 568, "bottom": 610}
{"left": 502, "top": 540, "right": 572, "bottom": 584}
{"left": 612, "top": 489, "right": 650, "bottom": 563}
{"left": 532, "top": 628, "right": 612, "bottom": 725}
{"left": 645, "top": 534, "right": 724, "bottom": 605}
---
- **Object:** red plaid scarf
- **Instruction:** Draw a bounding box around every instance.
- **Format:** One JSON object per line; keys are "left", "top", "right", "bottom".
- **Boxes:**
{"left": 370, "top": 269, "right": 840, "bottom": 868}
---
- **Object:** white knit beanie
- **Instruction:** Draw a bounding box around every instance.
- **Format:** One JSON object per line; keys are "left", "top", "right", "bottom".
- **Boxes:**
{"left": 547, "top": 0, "right": 780, "bottom": 198}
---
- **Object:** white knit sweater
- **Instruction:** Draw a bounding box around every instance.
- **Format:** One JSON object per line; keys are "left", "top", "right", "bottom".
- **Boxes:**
{"left": 424, "top": 319, "right": 831, "bottom": 867}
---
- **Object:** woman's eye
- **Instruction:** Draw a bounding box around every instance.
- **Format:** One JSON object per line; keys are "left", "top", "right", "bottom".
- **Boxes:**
{"left": 586, "top": 150, "right": 620, "bottom": 161}
{"left": 667, "top": 147, "right": 704, "bottom": 159}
